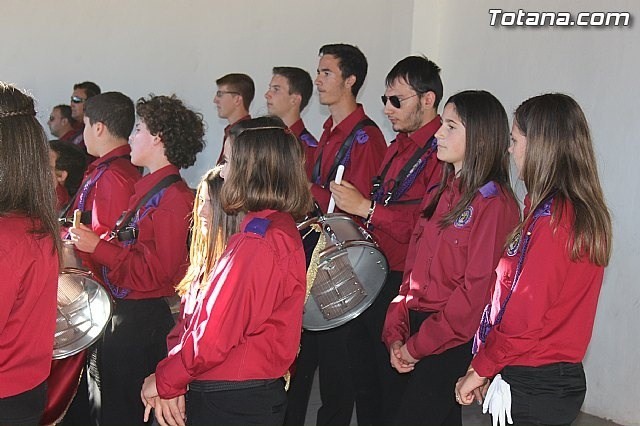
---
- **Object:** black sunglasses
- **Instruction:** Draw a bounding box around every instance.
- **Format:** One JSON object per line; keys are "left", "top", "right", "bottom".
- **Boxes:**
{"left": 381, "top": 93, "right": 419, "bottom": 109}
{"left": 70, "top": 95, "right": 86, "bottom": 104}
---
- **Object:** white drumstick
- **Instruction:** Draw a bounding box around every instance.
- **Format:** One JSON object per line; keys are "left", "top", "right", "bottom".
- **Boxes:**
{"left": 327, "top": 165, "right": 345, "bottom": 214}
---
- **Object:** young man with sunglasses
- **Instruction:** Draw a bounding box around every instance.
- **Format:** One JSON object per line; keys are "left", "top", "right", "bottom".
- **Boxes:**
{"left": 329, "top": 55, "right": 444, "bottom": 425}
{"left": 213, "top": 73, "right": 254, "bottom": 164}
{"left": 70, "top": 81, "right": 101, "bottom": 161}
{"left": 285, "top": 43, "right": 386, "bottom": 426}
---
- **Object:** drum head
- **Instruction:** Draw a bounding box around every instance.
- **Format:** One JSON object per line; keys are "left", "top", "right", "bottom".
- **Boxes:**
{"left": 53, "top": 271, "right": 113, "bottom": 359}
{"left": 303, "top": 241, "right": 388, "bottom": 331}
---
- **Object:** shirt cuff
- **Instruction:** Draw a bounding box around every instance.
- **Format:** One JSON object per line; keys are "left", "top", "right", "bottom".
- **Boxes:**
{"left": 155, "top": 354, "right": 193, "bottom": 399}
{"left": 91, "top": 239, "right": 122, "bottom": 270}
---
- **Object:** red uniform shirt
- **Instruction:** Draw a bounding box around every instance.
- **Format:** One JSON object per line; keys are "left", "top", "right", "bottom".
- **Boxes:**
{"left": 368, "top": 116, "right": 442, "bottom": 272}
{"left": 290, "top": 118, "right": 318, "bottom": 179}
{"left": 216, "top": 114, "right": 251, "bottom": 165}
{"left": 310, "top": 104, "right": 386, "bottom": 213}
{"left": 382, "top": 179, "right": 519, "bottom": 359}
{"left": 91, "top": 165, "right": 193, "bottom": 300}
{"left": 71, "top": 144, "right": 140, "bottom": 238}
{"left": 472, "top": 197, "right": 604, "bottom": 378}
{"left": 59, "top": 128, "right": 83, "bottom": 144}
{"left": 55, "top": 182, "right": 70, "bottom": 211}
{"left": 155, "top": 210, "right": 306, "bottom": 399}
{"left": 0, "top": 215, "right": 58, "bottom": 397}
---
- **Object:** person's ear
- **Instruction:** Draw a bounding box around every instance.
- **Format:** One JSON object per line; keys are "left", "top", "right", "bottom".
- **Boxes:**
{"left": 55, "top": 169, "right": 68, "bottom": 185}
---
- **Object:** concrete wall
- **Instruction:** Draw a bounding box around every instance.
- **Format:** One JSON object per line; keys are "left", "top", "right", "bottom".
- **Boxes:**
{"left": 411, "top": 1, "right": 639, "bottom": 424}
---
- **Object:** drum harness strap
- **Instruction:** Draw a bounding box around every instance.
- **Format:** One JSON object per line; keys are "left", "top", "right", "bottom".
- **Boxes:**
{"left": 370, "top": 135, "right": 437, "bottom": 207}
{"left": 59, "top": 155, "right": 130, "bottom": 228}
{"left": 102, "top": 174, "right": 182, "bottom": 299}
{"left": 472, "top": 195, "right": 554, "bottom": 354}
{"left": 311, "top": 118, "right": 376, "bottom": 188}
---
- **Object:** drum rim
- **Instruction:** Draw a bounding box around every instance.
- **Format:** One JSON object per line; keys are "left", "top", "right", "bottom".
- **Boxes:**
{"left": 53, "top": 269, "right": 113, "bottom": 359}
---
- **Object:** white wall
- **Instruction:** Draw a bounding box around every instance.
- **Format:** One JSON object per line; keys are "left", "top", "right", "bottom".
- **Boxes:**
{"left": 411, "top": 1, "right": 639, "bottom": 424}
{"left": 1, "top": 0, "right": 414, "bottom": 186}
{"left": 3, "top": 0, "right": 638, "bottom": 423}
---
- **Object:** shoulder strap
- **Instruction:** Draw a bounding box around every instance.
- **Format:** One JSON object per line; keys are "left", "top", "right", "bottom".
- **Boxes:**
{"left": 113, "top": 174, "right": 181, "bottom": 234}
{"left": 311, "top": 118, "right": 376, "bottom": 187}
{"left": 372, "top": 136, "right": 437, "bottom": 206}
{"left": 59, "top": 154, "right": 130, "bottom": 222}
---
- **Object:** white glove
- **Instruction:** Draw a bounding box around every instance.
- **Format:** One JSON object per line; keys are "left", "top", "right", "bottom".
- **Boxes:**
{"left": 482, "top": 374, "right": 513, "bottom": 426}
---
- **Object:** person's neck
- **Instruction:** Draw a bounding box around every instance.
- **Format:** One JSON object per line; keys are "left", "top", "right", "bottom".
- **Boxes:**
{"left": 226, "top": 109, "right": 249, "bottom": 126}
{"left": 145, "top": 157, "right": 171, "bottom": 174}
{"left": 58, "top": 125, "right": 74, "bottom": 137}
{"left": 280, "top": 110, "right": 301, "bottom": 128}
{"left": 407, "top": 109, "right": 438, "bottom": 138}
{"left": 328, "top": 97, "right": 357, "bottom": 130}
{"left": 97, "top": 138, "right": 128, "bottom": 158}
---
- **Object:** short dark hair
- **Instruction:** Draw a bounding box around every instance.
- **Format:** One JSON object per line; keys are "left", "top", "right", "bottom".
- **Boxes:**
{"left": 272, "top": 66, "right": 313, "bottom": 111}
{"left": 49, "top": 140, "right": 87, "bottom": 196}
{"left": 84, "top": 92, "right": 135, "bottom": 140}
{"left": 216, "top": 73, "right": 255, "bottom": 110}
{"left": 73, "top": 81, "right": 101, "bottom": 99}
{"left": 223, "top": 116, "right": 312, "bottom": 219}
{"left": 136, "top": 94, "right": 206, "bottom": 169}
{"left": 319, "top": 43, "right": 368, "bottom": 97}
{"left": 54, "top": 104, "right": 76, "bottom": 125}
{"left": 386, "top": 55, "right": 443, "bottom": 109}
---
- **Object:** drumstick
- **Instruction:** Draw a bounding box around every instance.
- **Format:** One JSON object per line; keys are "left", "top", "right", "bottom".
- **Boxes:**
{"left": 73, "top": 209, "right": 82, "bottom": 228}
{"left": 327, "top": 165, "right": 345, "bottom": 214}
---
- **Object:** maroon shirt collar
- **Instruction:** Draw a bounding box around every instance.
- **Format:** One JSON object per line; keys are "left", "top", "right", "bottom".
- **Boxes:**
{"left": 86, "top": 144, "right": 131, "bottom": 174}
{"left": 322, "top": 104, "right": 366, "bottom": 139}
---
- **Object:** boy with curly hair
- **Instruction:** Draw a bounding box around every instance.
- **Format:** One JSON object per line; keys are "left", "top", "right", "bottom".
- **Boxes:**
{"left": 71, "top": 94, "right": 206, "bottom": 425}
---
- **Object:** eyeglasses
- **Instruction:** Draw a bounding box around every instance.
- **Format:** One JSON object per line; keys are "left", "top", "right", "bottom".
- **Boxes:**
{"left": 215, "top": 90, "right": 240, "bottom": 98}
{"left": 381, "top": 93, "right": 419, "bottom": 109}
{"left": 70, "top": 95, "right": 86, "bottom": 104}
{"left": 48, "top": 116, "right": 56, "bottom": 121}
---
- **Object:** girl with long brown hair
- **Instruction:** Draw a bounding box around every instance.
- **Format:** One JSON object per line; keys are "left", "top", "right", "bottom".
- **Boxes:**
{"left": 456, "top": 93, "right": 612, "bottom": 426}
{"left": 0, "top": 82, "right": 60, "bottom": 425}
{"left": 382, "top": 90, "right": 520, "bottom": 425}
{"left": 141, "top": 116, "right": 313, "bottom": 426}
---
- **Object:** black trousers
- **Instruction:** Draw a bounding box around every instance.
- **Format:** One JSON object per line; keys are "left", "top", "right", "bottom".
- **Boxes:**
{"left": 348, "top": 270, "right": 403, "bottom": 426}
{"left": 0, "top": 382, "right": 46, "bottom": 426}
{"left": 501, "top": 362, "right": 586, "bottom": 426}
{"left": 284, "top": 330, "right": 319, "bottom": 426}
{"left": 186, "top": 380, "right": 287, "bottom": 426}
{"left": 89, "top": 298, "right": 174, "bottom": 426}
{"left": 390, "top": 310, "right": 473, "bottom": 426}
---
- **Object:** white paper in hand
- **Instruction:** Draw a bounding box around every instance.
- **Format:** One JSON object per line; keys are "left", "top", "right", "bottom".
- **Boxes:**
{"left": 327, "top": 165, "right": 345, "bottom": 214}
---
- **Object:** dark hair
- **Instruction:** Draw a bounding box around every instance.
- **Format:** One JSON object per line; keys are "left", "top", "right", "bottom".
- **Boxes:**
{"left": 54, "top": 104, "right": 76, "bottom": 125}
{"left": 73, "top": 81, "right": 101, "bottom": 99}
{"left": 49, "top": 140, "right": 87, "bottom": 196}
{"left": 0, "top": 82, "right": 61, "bottom": 258}
{"left": 216, "top": 73, "right": 255, "bottom": 110}
{"left": 136, "top": 94, "right": 205, "bottom": 169}
{"left": 319, "top": 43, "right": 368, "bottom": 97}
{"left": 424, "top": 90, "right": 514, "bottom": 227}
{"left": 386, "top": 55, "right": 443, "bottom": 109}
{"left": 222, "top": 116, "right": 312, "bottom": 219}
{"left": 514, "top": 93, "right": 611, "bottom": 266}
{"left": 272, "top": 66, "right": 314, "bottom": 111}
{"left": 84, "top": 92, "right": 135, "bottom": 139}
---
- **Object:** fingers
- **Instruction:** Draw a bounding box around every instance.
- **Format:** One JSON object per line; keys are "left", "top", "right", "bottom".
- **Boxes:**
{"left": 143, "top": 402, "right": 153, "bottom": 422}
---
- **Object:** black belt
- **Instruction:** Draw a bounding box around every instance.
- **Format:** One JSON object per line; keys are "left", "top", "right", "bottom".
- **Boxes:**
{"left": 189, "top": 378, "right": 282, "bottom": 393}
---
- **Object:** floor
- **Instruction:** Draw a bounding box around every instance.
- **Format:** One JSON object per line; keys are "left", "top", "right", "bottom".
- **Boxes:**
{"left": 302, "top": 372, "right": 624, "bottom": 426}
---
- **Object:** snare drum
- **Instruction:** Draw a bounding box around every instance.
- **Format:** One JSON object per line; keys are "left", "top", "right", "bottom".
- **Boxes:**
{"left": 299, "top": 213, "right": 388, "bottom": 331}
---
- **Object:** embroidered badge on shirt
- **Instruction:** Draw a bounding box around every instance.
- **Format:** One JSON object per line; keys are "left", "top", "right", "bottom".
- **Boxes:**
{"left": 453, "top": 206, "right": 473, "bottom": 228}
{"left": 355, "top": 129, "right": 369, "bottom": 144}
{"left": 506, "top": 231, "right": 522, "bottom": 256}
